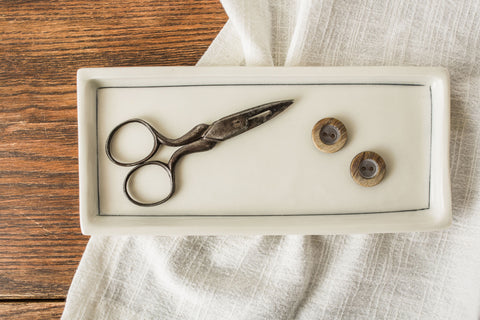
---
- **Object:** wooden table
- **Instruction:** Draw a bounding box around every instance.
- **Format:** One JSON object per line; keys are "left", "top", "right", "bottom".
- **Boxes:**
{"left": 0, "top": 1, "right": 226, "bottom": 318}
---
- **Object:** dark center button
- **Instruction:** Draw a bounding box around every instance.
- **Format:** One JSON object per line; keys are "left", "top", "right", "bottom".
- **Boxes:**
{"left": 320, "top": 124, "right": 340, "bottom": 145}
{"left": 359, "top": 159, "right": 378, "bottom": 179}
{"left": 350, "top": 151, "right": 386, "bottom": 187}
{"left": 312, "top": 118, "right": 347, "bottom": 153}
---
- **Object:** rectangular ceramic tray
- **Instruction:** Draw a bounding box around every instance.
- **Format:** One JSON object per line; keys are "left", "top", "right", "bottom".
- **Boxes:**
{"left": 77, "top": 66, "right": 451, "bottom": 235}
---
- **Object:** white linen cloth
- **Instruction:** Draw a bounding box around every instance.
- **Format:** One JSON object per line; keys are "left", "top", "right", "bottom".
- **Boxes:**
{"left": 63, "top": 0, "right": 480, "bottom": 319}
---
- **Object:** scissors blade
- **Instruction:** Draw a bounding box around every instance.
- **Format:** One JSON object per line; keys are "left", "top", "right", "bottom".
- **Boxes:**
{"left": 203, "top": 99, "right": 294, "bottom": 141}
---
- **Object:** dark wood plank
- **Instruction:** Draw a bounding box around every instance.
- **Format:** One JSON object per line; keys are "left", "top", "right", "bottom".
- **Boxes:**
{"left": 0, "top": 0, "right": 227, "bottom": 299}
{"left": 0, "top": 301, "right": 65, "bottom": 319}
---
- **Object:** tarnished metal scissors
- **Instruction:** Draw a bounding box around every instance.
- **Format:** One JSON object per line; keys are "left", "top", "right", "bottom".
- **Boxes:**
{"left": 106, "top": 99, "right": 294, "bottom": 206}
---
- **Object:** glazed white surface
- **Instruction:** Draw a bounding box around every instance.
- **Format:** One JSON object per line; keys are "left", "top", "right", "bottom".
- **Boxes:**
{"left": 97, "top": 84, "right": 431, "bottom": 216}
{"left": 77, "top": 66, "right": 450, "bottom": 234}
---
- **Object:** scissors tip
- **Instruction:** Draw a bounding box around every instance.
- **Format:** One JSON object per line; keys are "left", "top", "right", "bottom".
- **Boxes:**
{"left": 273, "top": 99, "right": 295, "bottom": 111}
{"left": 251, "top": 99, "right": 295, "bottom": 122}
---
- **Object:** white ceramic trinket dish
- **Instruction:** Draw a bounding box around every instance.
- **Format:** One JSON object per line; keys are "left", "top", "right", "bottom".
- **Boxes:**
{"left": 77, "top": 66, "right": 451, "bottom": 235}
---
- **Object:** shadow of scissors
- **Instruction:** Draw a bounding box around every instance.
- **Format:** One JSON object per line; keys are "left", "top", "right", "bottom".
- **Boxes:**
{"left": 105, "top": 99, "right": 294, "bottom": 206}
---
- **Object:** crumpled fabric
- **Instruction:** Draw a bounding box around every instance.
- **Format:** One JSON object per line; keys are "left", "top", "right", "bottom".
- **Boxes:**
{"left": 63, "top": 1, "right": 480, "bottom": 319}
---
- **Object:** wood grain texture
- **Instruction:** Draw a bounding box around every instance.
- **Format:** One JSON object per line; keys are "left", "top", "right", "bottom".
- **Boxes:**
{"left": 0, "top": 301, "right": 65, "bottom": 319}
{"left": 350, "top": 151, "right": 387, "bottom": 187}
{"left": 0, "top": 0, "right": 226, "bottom": 301}
{"left": 311, "top": 117, "right": 348, "bottom": 153}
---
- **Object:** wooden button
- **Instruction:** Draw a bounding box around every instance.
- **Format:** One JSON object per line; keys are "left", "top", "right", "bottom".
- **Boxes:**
{"left": 312, "top": 118, "right": 347, "bottom": 153}
{"left": 350, "top": 151, "right": 386, "bottom": 187}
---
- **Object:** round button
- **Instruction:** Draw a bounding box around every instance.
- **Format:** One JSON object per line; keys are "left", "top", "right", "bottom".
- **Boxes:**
{"left": 350, "top": 151, "right": 386, "bottom": 187}
{"left": 312, "top": 118, "right": 347, "bottom": 153}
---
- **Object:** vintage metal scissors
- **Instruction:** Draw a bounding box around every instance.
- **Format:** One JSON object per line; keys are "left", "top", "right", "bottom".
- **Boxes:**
{"left": 105, "top": 99, "right": 294, "bottom": 206}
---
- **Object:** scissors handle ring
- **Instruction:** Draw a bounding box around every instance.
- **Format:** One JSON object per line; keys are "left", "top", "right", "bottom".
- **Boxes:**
{"left": 105, "top": 119, "right": 160, "bottom": 167}
{"left": 123, "top": 160, "right": 175, "bottom": 206}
